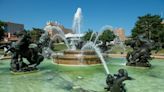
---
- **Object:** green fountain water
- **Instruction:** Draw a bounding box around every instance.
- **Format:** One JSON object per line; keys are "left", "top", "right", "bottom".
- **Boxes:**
{"left": 0, "top": 58, "right": 164, "bottom": 92}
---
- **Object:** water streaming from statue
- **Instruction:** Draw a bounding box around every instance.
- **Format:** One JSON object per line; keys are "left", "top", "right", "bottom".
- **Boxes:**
{"left": 81, "top": 42, "right": 110, "bottom": 74}
{"left": 94, "top": 25, "right": 113, "bottom": 45}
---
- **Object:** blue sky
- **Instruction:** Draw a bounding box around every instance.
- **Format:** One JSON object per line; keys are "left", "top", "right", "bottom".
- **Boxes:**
{"left": 0, "top": 0, "right": 164, "bottom": 36}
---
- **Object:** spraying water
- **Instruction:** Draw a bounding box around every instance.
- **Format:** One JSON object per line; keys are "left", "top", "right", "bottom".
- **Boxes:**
{"left": 44, "top": 22, "right": 70, "bottom": 52}
{"left": 72, "top": 8, "right": 82, "bottom": 35}
{"left": 44, "top": 22, "right": 65, "bottom": 37}
{"left": 49, "top": 34, "right": 70, "bottom": 51}
{"left": 81, "top": 42, "right": 110, "bottom": 74}
{"left": 94, "top": 25, "right": 113, "bottom": 45}
{"left": 120, "top": 41, "right": 126, "bottom": 54}
{"left": 114, "top": 30, "right": 126, "bottom": 54}
{"left": 89, "top": 32, "right": 97, "bottom": 42}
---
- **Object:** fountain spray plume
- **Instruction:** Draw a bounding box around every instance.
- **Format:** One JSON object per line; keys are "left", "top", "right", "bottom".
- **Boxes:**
{"left": 114, "top": 28, "right": 126, "bottom": 54}
{"left": 44, "top": 24, "right": 65, "bottom": 37}
{"left": 44, "top": 21, "right": 70, "bottom": 52}
{"left": 49, "top": 34, "right": 70, "bottom": 51}
{"left": 94, "top": 25, "right": 113, "bottom": 45}
{"left": 81, "top": 42, "right": 110, "bottom": 74}
{"left": 89, "top": 32, "right": 98, "bottom": 42}
{"left": 72, "top": 8, "right": 82, "bottom": 37}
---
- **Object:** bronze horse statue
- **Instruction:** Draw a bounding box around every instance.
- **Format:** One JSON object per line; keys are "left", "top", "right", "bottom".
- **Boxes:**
{"left": 6, "top": 32, "right": 44, "bottom": 72}
{"left": 126, "top": 34, "right": 154, "bottom": 67}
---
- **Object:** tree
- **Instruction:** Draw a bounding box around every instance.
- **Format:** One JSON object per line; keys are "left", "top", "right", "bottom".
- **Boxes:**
{"left": 131, "top": 14, "right": 164, "bottom": 46}
{"left": 83, "top": 28, "right": 115, "bottom": 45}
{"left": 29, "top": 28, "right": 44, "bottom": 42}
{"left": 159, "top": 24, "right": 164, "bottom": 48}
{"left": 82, "top": 28, "right": 115, "bottom": 52}
{"left": 82, "top": 29, "right": 96, "bottom": 41}
{"left": 99, "top": 29, "right": 115, "bottom": 45}
{"left": 98, "top": 29, "right": 115, "bottom": 52}
{"left": 0, "top": 20, "right": 6, "bottom": 40}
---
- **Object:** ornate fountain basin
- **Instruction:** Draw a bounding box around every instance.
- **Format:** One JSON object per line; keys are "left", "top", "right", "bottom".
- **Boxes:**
{"left": 53, "top": 50, "right": 101, "bottom": 65}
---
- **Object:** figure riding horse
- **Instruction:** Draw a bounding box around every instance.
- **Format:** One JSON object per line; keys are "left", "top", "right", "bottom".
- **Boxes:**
{"left": 105, "top": 69, "right": 133, "bottom": 92}
{"left": 126, "top": 34, "right": 154, "bottom": 67}
{"left": 6, "top": 31, "right": 44, "bottom": 72}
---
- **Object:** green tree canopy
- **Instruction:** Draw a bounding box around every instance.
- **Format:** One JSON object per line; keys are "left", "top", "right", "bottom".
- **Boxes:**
{"left": 82, "top": 29, "right": 96, "bottom": 41}
{"left": 99, "top": 29, "right": 115, "bottom": 45}
{"left": 0, "top": 20, "right": 6, "bottom": 40}
{"left": 83, "top": 29, "right": 115, "bottom": 45}
{"left": 82, "top": 28, "right": 115, "bottom": 52}
{"left": 29, "top": 28, "right": 44, "bottom": 42}
{"left": 131, "top": 14, "right": 164, "bottom": 44}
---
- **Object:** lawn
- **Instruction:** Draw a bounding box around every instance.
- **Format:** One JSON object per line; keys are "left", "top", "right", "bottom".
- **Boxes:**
{"left": 52, "top": 43, "right": 68, "bottom": 51}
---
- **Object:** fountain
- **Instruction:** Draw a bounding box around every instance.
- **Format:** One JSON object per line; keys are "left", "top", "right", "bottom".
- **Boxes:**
{"left": 51, "top": 8, "right": 108, "bottom": 71}
{"left": 72, "top": 7, "right": 82, "bottom": 35}
{"left": 47, "top": 7, "right": 132, "bottom": 91}
{"left": 53, "top": 50, "right": 101, "bottom": 65}
{"left": 1, "top": 7, "right": 164, "bottom": 92}
{"left": 43, "top": 22, "right": 102, "bottom": 66}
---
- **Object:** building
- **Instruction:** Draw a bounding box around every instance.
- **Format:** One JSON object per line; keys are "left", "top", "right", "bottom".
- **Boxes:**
{"left": 44, "top": 21, "right": 73, "bottom": 43}
{"left": 1, "top": 22, "right": 24, "bottom": 43}
{"left": 44, "top": 21, "right": 72, "bottom": 36}
{"left": 5, "top": 22, "right": 24, "bottom": 34}
{"left": 113, "top": 28, "right": 127, "bottom": 44}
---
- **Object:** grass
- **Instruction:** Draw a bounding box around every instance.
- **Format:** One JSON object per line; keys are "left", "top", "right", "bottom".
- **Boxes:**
{"left": 0, "top": 49, "right": 4, "bottom": 54}
{"left": 107, "top": 45, "right": 132, "bottom": 54}
{"left": 155, "top": 49, "right": 164, "bottom": 54}
{"left": 52, "top": 43, "right": 68, "bottom": 51}
{"left": 50, "top": 43, "right": 164, "bottom": 55}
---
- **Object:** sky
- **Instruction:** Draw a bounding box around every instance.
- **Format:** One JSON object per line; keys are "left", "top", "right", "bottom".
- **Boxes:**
{"left": 0, "top": 0, "right": 164, "bottom": 36}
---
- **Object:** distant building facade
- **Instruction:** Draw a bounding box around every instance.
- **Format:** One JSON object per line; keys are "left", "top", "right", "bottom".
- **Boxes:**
{"left": 1, "top": 22, "right": 24, "bottom": 43}
{"left": 113, "top": 28, "right": 126, "bottom": 44}
{"left": 5, "top": 22, "right": 24, "bottom": 34}
{"left": 44, "top": 21, "right": 72, "bottom": 36}
{"left": 44, "top": 21, "right": 73, "bottom": 43}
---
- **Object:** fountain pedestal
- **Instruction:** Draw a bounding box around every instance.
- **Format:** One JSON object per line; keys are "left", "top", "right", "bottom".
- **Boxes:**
{"left": 53, "top": 50, "right": 101, "bottom": 65}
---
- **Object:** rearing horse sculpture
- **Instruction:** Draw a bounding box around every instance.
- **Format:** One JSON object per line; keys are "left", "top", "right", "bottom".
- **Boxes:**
{"left": 126, "top": 34, "right": 154, "bottom": 67}
{"left": 6, "top": 32, "right": 44, "bottom": 72}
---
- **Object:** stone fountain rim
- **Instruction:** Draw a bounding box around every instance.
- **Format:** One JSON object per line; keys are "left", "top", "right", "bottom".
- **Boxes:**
{"left": 64, "top": 50, "right": 97, "bottom": 52}
{"left": 51, "top": 60, "right": 102, "bottom": 67}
